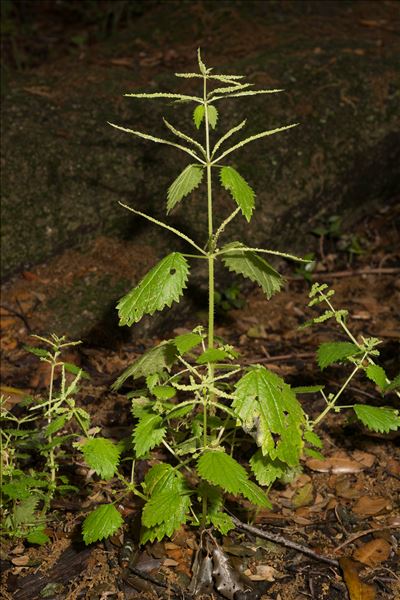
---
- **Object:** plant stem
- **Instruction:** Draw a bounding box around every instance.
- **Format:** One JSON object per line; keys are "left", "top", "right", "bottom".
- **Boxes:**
{"left": 203, "top": 70, "right": 214, "bottom": 527}
{"left": 47, "top": 359, "right": 57, "bottom": 486}
{"left": 312, "top": 353, "right": 367, "bottom": 428}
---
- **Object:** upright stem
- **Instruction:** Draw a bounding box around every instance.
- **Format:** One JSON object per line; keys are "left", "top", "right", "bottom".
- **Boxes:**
{"left": 47, "top": 360, "right": 56, "bottom": 485}
{"left": 203, "top": 70, "right": 215, "bottom": 526}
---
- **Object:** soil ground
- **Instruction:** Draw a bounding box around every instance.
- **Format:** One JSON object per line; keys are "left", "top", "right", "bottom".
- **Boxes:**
{"left": 1, "top": 198, "right": 399, "bottom": 599}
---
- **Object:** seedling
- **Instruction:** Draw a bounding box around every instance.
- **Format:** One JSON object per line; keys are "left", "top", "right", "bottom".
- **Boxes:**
{"left": 0, "top": 335, "right": 90, "bottom": 544}
{"left": 72, "top": 52, "right": 399, "bottom": 553}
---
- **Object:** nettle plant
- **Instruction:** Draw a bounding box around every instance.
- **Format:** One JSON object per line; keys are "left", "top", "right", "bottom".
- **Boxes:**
{"left": 1, "top": 335, "right": 91, "bottom": 544}
{"left": 79, "top": 52, "right": 400, "bottom": 546}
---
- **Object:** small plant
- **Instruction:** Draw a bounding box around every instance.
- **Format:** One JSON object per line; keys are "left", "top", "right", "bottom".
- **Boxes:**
{"left": 0, "top": 334, "right": 90, "bottom": 544}
{"left": 78, "top": 52, "right": 400, "bottom": 554}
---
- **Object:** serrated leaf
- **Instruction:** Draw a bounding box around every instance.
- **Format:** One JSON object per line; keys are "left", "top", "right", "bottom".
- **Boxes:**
{"left": 133, "top": 413, "right": 166, "bottom": 457}
{"left": 210, "top": 512, "right": 234, "bottom": 534}
{"left": 80, "top": 438, "right": 121, "bottom": 480}
{"left": 220, "top": 166, "right": 255, "bottom": 222}
{"left": 317, "top": 342, "right": 360, "bottom": 370}
{"left": 193, "top": 105, "right": 205, "bottom": 129}
{"left": 142, "top": 489, "right": 190, "bottom": 535}
{"left": 124, "top": 92, "right": 202, "bottom": 102}
{"left": 211, "top": 88, "right": 284, "bottom": 102}
{"left": 250, "top": 451, "right": 286, "bottom": 486}
{"left": 385, "top": 373, "right": 400, "bottom": 393}
{"left": 211, "top": 120, "right": 247, "bottom": 158}
{"left": 167, "top": 165, "right": 204, "bottom": 213}
{"left": 238, "top": 478, "right": 271, "bottom": 507}
{"left": 14, "top": 496, "right": 39, "bottom": 525}
{"left": 207, "top": 105, "right": 218, "bottom": 129}
{"left": 304, "top": 448, "right": 325, "bottom": 460}
{"left": 24, "top": 346, "right": 49, "bottom": 358}
{"left": 234, "top": 366, "right": 304, "bottom": 465}
{"left": 197, "top": 48, "right": 207, "bottom": 75}
{"left": 82, "top": 504, "right": 123, "bottom": 545}
{"left": 63, "top": 362, "right": 90, "bottom": 379}
{"left": 213, "top": 123, "right": 299, "bottom": 163}
{"left": 221, "top": 243, "right": 283, "bottom": 299}
{"left": 173, "top": 332, "right": 203, "bottom": 354}
{"left": 197, "top": 450, "right": 246, "bottom": 494}
{"left": 153, "top": 385, "right": 176, "bottom": 400}
{"left": 112, "top": 341, "right": 178, "bottom": 390}
{"left": 293, "top": 385, "right": 325, "bottom": 394}
{"left": 108, "top": 122, "right": 203, "bottom": 163}
{"left": 2, "top": 479, "right": 37, "bottom": 500}
{"left": 163, "top": 119, "right": 206, "bottom": 156}
{"left": 304, "top": 430, "right": 323, "bottom": 449}
{"left": 26, "top": 527, "right": 50, "bottom": 545}
{"left": 117, "top": 253, "right": 189, "bottom": 326}
{"left": 143, "top": 463, "right": 176, "bottom": 496}
{"left": 353, "top": 405, "right": 400, "bottom": 434}
{"left": 366, "top": 364, "right": 387, "bottom": 391}
{"left": 45, "top": 414, "right": 68, "bottom": 436}
{"left": 196, "top": 348, "right": 230, "bottom": 364}
{"left": 140, "top": 522, "right": 171, "bottom": 544}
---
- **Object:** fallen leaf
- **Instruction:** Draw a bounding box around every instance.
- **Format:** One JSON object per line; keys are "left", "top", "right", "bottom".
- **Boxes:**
{"left": 339, "top": 557, "right": 376, "bottom": 600}
{"left": 335, "top": 476, "right": 363, "bottom": 499}
{"left": 244, "top": 564, "right": 277, "bottom": 581}
{"left": 307, "top": 454, "right": 366, "bottom": 474}
{"left": 352, "top": 451, "right": 375, "bottom": 469}
{"left": 11, "top": 555, "right": 30, "bottom": 566}
{"left": 352, "top": 496, "right": 390, "bottom": 517}
{"left": 353, "top": 538, "right": 391, "bottom": 567}
{"left": 292, "top": 483, "right": 314, "bottom": 508}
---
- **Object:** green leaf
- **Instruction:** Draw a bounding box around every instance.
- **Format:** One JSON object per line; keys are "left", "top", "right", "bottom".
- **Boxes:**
{"left": 211, "top": 88, "right": 284, "bottom": 102}
{"left": 193, "top": 105, "right": 205, "bottom": 129}
{"left": 353, "top": 405, "right": 400, "bottom": 434}
{"left": 317, "top": 342, "right": 360, "bottom": 370}
{"left": 24, "top": 346, "right": 49, "bottom": 358}
{"left": 366, "top": 364, "right": 387, "bottom": 391}
{"left": 238, "top": 478, "right": 271, "bottom": 508}
{"left": 207, "top": 105, "right": 218, "bottom": 129}
{"left": 82, "top": 504, "right": 123, "bottom": 545}
{"left": 213, "top": 123, "right": 299, "bottom": 163}
{"left": 26, "top": 527, "right": 50, "bottom": 545}
{"left": 173, "top": 332, "right": 203, "bottom": 354}
{"left": 196, "top": 348, "right": 230, "bottom": 364}
{"left": 133, "top": 413, "right": 166, "bottom": 457}
{"left": 108, "top": 122, "right": 203, "bottom": 163}
{"left": 143, "top": 463, "right": 176, "bottom": 496}
{"left": 124, "top": 92, "right": 202, "bottom": 103}
{"left": 211, "top": 120, "right": 247, "bottom": 158}
{"left": 117, "top": 253, "right": 189, "bottom": 326}
{"left": 167, "top": 165, "right": 204, "bottom": 213}
{"left": 234, "top": 366, "right": 304, "bottom": 465}
{"left": 221, "top": 243, "right": 283, "bottom": 299}
{"left": 385, "top": 373, "right": 400, "bottom": 393}
{"left": 197, "top": 450, "right": 247, "bottom": 494}
{"left": 293, "top": 385, "right": 325, "bottom": 394}
{"left": 220, "top": 167, "right": 255, "bottom": 222}
{"left": 210, "top": 512, "right": 234, "bottom": 535}
{"left": 250, "top": 451, "right": 286, "bottom": 486}
{"left": 45, "top": 414, "right": 68, "bottom": 436}
{"left": 14, "top": 496, "right": 39, "bottom": 525}
{"left": 112, "top": 341, "right": 178, "bottom": 390}
{"left": 63, "top": 363, "right": 90, "bottom": 379}
{"left": 304, "top": 430, "right": 323, "bottom": 449}
{"left": 142, "top": 470, "right": 190, "bottom": 539}
{"left": 163, "top": 119, "right": 206, "bottom": 157}
{"left": 153, "top": 385, "right": 176, "bottom": 400}
{"left": 197, "top": 48, "right": 207, "bottom": 75}
{"left": 142, "top": 488, "right": 190, "bottom": 535}
{"left": 80, "top": 438, "right": 121, "bottom": 480}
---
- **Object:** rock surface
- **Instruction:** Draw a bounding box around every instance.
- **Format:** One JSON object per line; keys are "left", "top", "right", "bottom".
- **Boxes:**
{"left": 1, "top": 1, "right": 399, "bottom": 339}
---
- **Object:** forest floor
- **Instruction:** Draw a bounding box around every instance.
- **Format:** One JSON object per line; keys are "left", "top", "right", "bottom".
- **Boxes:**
{"left": 1, "top": 197, "right": 399, "bottom": 599}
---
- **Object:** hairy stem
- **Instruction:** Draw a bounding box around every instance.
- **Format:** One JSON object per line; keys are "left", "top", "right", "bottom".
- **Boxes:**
{"left": 312, "top": 353, "right": 367, "bottom": 428}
